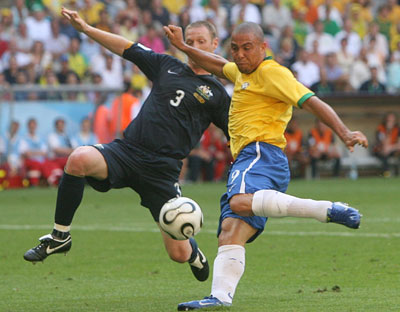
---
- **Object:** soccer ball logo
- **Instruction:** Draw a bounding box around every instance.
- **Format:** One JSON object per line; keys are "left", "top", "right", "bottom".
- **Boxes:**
{"left": 159, "top": 197, "right": 203, "bottom": 240}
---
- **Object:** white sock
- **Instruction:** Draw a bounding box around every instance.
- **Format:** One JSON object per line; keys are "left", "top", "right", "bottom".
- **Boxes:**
{"left": 252, "top": 190, "right": 331, "bottom": 223}
{"left": 211, "top": 245, "right": 245, "bottom": 304}
{"left": 54, "top": 223, "right": 71, "bottom": 232}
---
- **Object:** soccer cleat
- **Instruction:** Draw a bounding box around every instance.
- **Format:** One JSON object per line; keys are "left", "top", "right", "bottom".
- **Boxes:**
{"left": 177, "top": 296, "right": 231, "bottom": 311}
{"left": 327, "top": 202, "right": 361, "bottom": 229}
{"left": 23, "top": 233, "right": 72, "bottom": 262}
{"left": 188, "top": 238, "right": 209, "bottom": 282}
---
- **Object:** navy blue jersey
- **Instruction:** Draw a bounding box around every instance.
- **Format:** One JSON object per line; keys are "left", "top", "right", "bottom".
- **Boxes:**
{"left": 122, "top": 43, "right": 230, "bottom": 160}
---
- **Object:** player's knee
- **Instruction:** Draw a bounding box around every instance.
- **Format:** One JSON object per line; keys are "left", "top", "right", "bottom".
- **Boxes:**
{"left": 229, "top": 194, "right": 253, "bottom": 216}
{"left": 165, "top": 244, "right": 191, "bottom": 263}
{"left": 65, "top": 146, "right": 92, "bottom": 176}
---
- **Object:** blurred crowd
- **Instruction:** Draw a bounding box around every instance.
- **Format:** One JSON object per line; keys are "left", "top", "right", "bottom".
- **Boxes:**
{"left": 1, "top": 0, "right": 400, "bottom": 189}
{"left": 1, "top": 0, "right": 400, "bottom": 97}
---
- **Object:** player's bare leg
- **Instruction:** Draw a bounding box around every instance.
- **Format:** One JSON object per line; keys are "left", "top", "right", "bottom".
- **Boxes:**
{"left": 159, "top": 224, "right": 209, "bottom": 282}
{"left": 23, "top": 146, "right": 107, "bottom": 262}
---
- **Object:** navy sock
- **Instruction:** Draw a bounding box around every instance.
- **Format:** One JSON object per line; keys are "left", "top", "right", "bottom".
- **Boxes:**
{"left": 54, "top": 172, "right": 85, "bottom": 226}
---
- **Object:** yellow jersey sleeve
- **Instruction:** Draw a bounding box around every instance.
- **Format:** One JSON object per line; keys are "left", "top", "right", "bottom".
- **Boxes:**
{"left": 222, "top": 62, "right": 239, "bottom": 83}
{"left": 261, "top": 64, "right": 314, "bottom": 108}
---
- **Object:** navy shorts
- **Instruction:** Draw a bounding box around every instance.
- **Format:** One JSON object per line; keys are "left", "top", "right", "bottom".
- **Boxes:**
{"left": 86, "top": 139, "right": 182, "bottom": 221}
{"left": 218, "top": 142, "right": 290, "bottom": 243}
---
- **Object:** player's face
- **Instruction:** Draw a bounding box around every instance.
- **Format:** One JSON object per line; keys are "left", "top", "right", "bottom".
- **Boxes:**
{"left": 231, "top": 32, "right": 267, "bottom": 74}
{"left": 185, "top": 25, "right": 218, "bottom": 53}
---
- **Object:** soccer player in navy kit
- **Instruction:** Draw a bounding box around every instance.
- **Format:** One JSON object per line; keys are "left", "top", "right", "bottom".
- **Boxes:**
{"left": 23, "top": 8, "right": 231, "bottom": 283}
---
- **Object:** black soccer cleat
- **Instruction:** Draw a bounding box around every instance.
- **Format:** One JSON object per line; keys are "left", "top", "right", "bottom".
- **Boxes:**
{"left": 188, "top": 238, "right": 209, "bottom": 282}
{"left": 23, "top": 233, "right": 72, "bottom": 262}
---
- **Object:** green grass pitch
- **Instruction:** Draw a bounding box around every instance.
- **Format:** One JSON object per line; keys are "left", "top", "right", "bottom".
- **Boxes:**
{"left": 1, "top": 177, "right": 399, "bottom": 311}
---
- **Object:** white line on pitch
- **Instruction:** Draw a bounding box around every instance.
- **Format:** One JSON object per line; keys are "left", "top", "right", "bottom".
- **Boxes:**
{"left": 0, "top": 224, "right": 399, "bottom": 239}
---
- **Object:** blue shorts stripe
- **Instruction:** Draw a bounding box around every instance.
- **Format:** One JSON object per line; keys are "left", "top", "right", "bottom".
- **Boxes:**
{"left": 239, "top": 141, "right": 261, "bottom": 193}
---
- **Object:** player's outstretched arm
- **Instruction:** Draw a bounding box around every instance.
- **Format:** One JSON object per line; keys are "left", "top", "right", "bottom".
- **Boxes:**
{"left": 164, "top": 25, "right": 228, "bottom": 78}
{"left": 61, "top": 7, "right": 131, "bottom": 56}
{"left": 302, "top": 96, "right": 369, "bottom": 152}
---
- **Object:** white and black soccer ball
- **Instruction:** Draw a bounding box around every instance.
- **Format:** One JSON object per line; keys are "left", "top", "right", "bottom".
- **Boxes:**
{"left": 159, "top": 197, "right": 203, "bottom": 240}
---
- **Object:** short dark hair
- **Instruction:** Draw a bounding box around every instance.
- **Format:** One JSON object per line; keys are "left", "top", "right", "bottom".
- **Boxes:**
{"left": 232, "top": 22, "right": 264, "bottom": 42}
{"left": 185, "top": 20, "right": 217, "bottom": 39}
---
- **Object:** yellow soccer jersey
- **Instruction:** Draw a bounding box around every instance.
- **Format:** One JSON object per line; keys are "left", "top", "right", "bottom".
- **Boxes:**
{"left": 223, "top": 57, "right": 314, "bottom": 159}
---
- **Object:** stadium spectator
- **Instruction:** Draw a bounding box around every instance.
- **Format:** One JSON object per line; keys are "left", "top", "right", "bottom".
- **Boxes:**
{"left": 291, "top": 48, "right": 320, "bottom": 88}
{"left": 359, "top": 66, "right": 386, "bottom": 94}
{"left": 204, "top": 0, "right": 229, "bottom": 43}
{"left": 310, "top": 67, "right": 335, "bottom": 96}
{"left": 0, "top": 72, "right": 12, "bottom": 101}
{"left": 19, "top": 118, "right": 49, "bottom": 186}
{"left": 324, "top": 52, "right": 348, "bottom": 91}
{"left": 151, "top": 0, "right": 170, "bottom": 26}
{"left": 3, "top": 121, "right": 23, "bottom": 186}
{"left": 11, "top": 0, "right": 29, "bottom": 27}
{"left": 45, "top": 19, "right": 70, "bottom": 59}
{"left": 67, "top": 37, "right": 88, "bottom": 79}
{"left": 59, "top": 8, "right": 81, "bottom": 40}
{"left": 71, "top": 117, "right": 98, "bottom": 148}
{"left": 26, "top": 4, "right": 52, "bottom": 43}
{"left": 262, "top": 0, "right": 292, "bottom": 39}
{"left": 278, "top": 36, "right": 296, "bottom": 68}
{"left": 317, "top": 0, "right": 342, "bottom": 28}
{"left": 1, "top": 39, "right": 32, "bottom": 70}
{"left": 109, "top": 88, "right": 141, "bottom": 139}
{"left": 3, "top": 55, "right": 20, "bottom": 84}
{"left": 296, "top": 0, "right": 319, "bottom": 26}
{"left": 375, "top": 5, "right": 392, "bottom": 43}
{"left": 304, "top": 20, "right": 337, "bottom": 56}
{"left": 79, "top": 0, "right": 105, "bottom": 26}
{"left": 118, "top": 16, "right": 139, "bottom": 43}
{"left": 335, "top": 18, "right": 362, "bottom": 57}
{"left": 1, "top": 8, "right": 16, "bottom": 42}
{"left": 138, "top": 23, "right": 166, "bottom": 54}
{"left": 47, "top": 118, "right": 73, "bottom": 180}
{"left": 230, "top": 0, "right": 261, "bottom": 26}
{"left": 14, "top": 70, "right": 31, "bottom": 101}
{"left": 336, "top": 37, "right": 355, "bottom": 78}
{"left": 386, "top": 55, "right": 400, "bottom": 93}
{"left": 308, "top": 119, "right": 341, "bottom": 178}
{"left": 292, "top": 7, "right": 311, "bottom": 47}
{"left": 97, "top": 53, "right": 124, "bottom": 89}
{"left": 363, "top": 22, "right": 389, "bottom": 63}
{"left": 30, "top": 40, "right": 52, "bottom": 80}
{"left": 284, "top": 117, "right": 308, "bottom": 178}
{"left": 115, "top": 0, "right": 141, "bottom": 28}
{"left": 350, "top": 3, "right": 368, "bottom": 39}
{"left": 181, "top": 0, "right": 207, "bottom": 24}
{"left": 390, "top": 21, "right": 400, "bottom": 53}
{"left": 64, "top": 71, "right": 86, "bottom": 101}
{"left": 39, "top": 67, "right": 62, "bottom": 100}
{"left": 95, "top": 9, "right": 112, "bottom": 33}
{"left": 15, "top": 23, "right": 34, "bottom": 54}
{"left": 373, "top": 112, "right": 400, "bottom": 177}
{"left": 349, "top": 47, "right": 371, "bottom": 90}
{"left": 307, "top": 39, "right": 324, "bottom": 68}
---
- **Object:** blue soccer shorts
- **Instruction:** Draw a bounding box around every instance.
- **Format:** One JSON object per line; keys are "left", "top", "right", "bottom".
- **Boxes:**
{"left": 218, "top": 141, "right": 290, "bottom": 243}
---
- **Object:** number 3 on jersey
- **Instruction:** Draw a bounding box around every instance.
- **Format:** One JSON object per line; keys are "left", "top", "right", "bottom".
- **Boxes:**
{"left": 170, "top": 90, "right": 185, "bottom": 107}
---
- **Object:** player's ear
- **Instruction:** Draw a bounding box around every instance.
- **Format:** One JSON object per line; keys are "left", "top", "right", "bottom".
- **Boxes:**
{"left": 212, "top": 37, "right": 219, "bottom": 51}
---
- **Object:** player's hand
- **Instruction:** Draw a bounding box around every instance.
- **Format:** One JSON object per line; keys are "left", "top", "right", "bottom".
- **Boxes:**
{"left": 163, "top": 25, "right": 185, "bottom": 50}
{"left": 61, "top": 7, "right": 88, "bottom": 33}
{"left": 343, "top": 131, "right": 369, "bottom": 152}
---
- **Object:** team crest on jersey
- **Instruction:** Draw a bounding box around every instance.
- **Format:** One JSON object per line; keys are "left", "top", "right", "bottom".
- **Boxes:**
{"left": 241, "top": 82, "right": 250, "bottom": 90}
{"left": 196, "top": 85, "right": 213, "bottom": 100}
{"left": 193, "top": 92, "right": 205, "bottom": 103}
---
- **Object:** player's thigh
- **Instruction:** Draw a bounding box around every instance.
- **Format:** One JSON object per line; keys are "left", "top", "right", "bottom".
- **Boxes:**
{"left": 218, "top": 217, "right": 257, "bottom": 247}
{"left": 66, "top": 146, "right": 108, "bottom": 179}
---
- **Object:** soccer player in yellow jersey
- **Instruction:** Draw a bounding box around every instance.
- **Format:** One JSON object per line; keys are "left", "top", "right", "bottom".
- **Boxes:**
{"left": 165, "top": 22, "right": 369, "bottom": 310}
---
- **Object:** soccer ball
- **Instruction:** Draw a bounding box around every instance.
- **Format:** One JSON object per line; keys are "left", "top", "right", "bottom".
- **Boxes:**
{"left": 159, "top": 197, "right": 203, "bottom": 240}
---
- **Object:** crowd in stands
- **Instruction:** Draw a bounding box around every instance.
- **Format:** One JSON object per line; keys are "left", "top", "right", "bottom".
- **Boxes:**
{"left": 1, "top": 0, "right": 400, "bottom": 188}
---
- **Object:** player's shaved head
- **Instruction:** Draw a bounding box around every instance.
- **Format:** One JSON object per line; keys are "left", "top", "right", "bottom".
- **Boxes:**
{"left": 232, "top": 22, "right": 264, "bottom": 43}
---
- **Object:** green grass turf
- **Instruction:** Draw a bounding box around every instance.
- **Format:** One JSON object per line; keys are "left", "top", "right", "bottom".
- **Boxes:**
{"left": 1, "top": 177, "right": 399, "bottom": 311}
